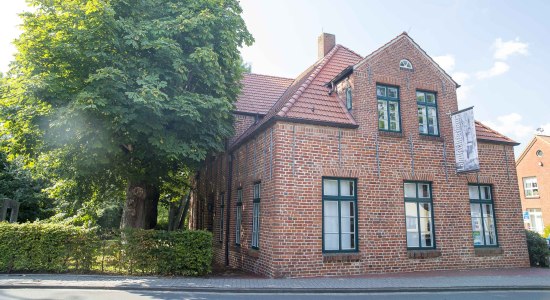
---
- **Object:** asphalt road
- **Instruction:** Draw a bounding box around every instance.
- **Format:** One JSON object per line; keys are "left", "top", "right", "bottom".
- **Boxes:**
{"left": 2, "top": 289, "right": 550, "bottom": 300}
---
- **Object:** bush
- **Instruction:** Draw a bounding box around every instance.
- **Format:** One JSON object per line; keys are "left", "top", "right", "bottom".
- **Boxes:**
{"left": 543, "top": 225, "right": 550, "bottom": 239}
{"left": 0, "top": 222, "right": 212, "bottom": 276}
{"left": 526, "top": 230, "right": 550, "bottom": 267}
{"left": 0, "top": 222, "right": 98, "bottom": 273}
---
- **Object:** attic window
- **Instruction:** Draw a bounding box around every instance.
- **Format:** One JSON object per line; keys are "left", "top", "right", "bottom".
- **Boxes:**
{"left": 400, "top": 59, "right": 413, "bottom": 70}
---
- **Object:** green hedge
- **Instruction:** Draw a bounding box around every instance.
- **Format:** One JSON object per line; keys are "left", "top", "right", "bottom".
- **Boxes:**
{"left": 0, "top": 222, "right": 212, "bottom": 276}
{"left": 526, "top": 230, "right": 550, "bottom": 267}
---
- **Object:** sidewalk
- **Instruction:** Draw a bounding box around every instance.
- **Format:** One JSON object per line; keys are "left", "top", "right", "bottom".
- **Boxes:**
{"left": 1, "top": 268, "right": 549, "bottom": 293}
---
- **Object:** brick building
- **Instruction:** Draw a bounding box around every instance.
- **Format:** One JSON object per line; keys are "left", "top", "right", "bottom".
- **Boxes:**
{"left": 517, "top": 134, "right": 550, "bottom": 234}
{"left": 189, "top": 33, "right": 529, "bottom": 277}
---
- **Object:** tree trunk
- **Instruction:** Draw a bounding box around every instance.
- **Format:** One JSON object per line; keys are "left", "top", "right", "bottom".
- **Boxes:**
{"left": 121, "top": 181, "right": 159, "bottom": 229}
{"left": 168, "top": 192, "right": 190, "bottom": 231}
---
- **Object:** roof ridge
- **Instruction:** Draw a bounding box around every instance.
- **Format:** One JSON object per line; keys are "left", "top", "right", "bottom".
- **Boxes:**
{"left": 277, "top": 45, "right": 343, "bottom": 118}
{"left": 516, "top": 136, "right": 537, "bottom": 165}
{"left": 244, "top": 72, "right": 294, "bottom": 81}
{"left": 354, "top": 33, "right": 407, "bottom": 69}
{"left": 337, "top": 44, "right": 364, "bottom": 60}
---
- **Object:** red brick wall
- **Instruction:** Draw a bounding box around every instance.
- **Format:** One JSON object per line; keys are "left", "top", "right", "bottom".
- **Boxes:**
{"left": 194, "top": 36, "right": 529, "bottom": 277}
{"left": 517, "top": 137, "right": 550, "bottom": 230}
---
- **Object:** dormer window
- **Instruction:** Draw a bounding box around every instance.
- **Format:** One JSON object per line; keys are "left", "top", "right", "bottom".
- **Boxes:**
{"left": 346, "top": 87, "right": 352, "bottom": 110}
{"left": 400, "top": 59, "right": 413, "bottom": 70}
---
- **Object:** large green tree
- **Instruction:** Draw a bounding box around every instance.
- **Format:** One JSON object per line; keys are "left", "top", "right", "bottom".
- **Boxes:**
{"left": 5, "top": 0, "right": 252, "bottom": 228}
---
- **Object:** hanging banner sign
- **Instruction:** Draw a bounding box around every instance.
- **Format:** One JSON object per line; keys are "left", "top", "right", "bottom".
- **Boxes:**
{"left": 451, "top": 107, "right": 480, "bottom": 173}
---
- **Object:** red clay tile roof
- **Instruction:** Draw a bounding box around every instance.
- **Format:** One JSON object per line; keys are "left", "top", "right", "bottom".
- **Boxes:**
{"left": 475, "top": 121, "right": 518, "bottom": 145}
{"left": 235, "top": 73, "right": 293, "bottom": 115}
{"left": 230, "top": 45, "right": 363, "bottom": 149}
{"left": 230, "top": 36, "right": 517, "bottom": 149}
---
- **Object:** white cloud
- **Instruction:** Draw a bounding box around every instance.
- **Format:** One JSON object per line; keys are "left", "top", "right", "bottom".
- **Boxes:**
{"left": 451, "top": 72, "right": 469, "bottom": 85}
{"left": 475, "top": 61, "right": 509, "bottom": 79}
{"left": 433, "top": 54, "right": 455, "bottom": 72}
{"left": 483, "top": 113, "right": 534, "bottom": 141}
{"left": 494, "top": 38, "right": 529, "bottom": 60}
{"left": 456, "top": 85, "right": 472, "bottom": 108}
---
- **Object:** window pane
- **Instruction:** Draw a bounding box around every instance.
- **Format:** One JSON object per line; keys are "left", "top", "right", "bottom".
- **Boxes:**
{"left": 340, "top": 180, "right": 355, "bottom": 196}
{"left": 389, "top": 102, "right": 400, "bottom": 131}
{"left": 378, "top": 100, "right": 388, "bottom": 130}
{"left": 419, "top": 184, "right": 430, "bottom": 198}
{"left": 323, "top": 179, "right": 338, "bottom": 196}
{"left": 480, "top": 186, "right": 491, "bottom": 200}
{"left": 407, "top": 232, "right": 419, "bottom": 248}
{"left": 419, "top": 203, "right": 431, "bottom": 217}
{"left": 470, "top": 204, "right": 483, "bottom": 245}
{"left": 426, "top": 93, "right": 435, "bottom": 104}
{"left": 387, "top": 87, "right": 398, "bottom": 98}
{"left": 427, "top": 107, "right": 438, "bottom": 135}
{"left": 405, "top": 202, "right": 418, "bottom": 217}
{"left": 377, "top": 86, "right": 386, "bottom": 97}
{"left": 404, "top": 183, "right": 416, "bottom": 198}
{"left": 483, "top": 204, "right": 497, "bottom": 245}
{"left": 324, "top": 234, "right": 339, "bottom": 250}
{"left": 341, "top": 233, "right": 354, "bottom": 250}
{"left": 416, "top": 92, "right": 425, "bottom": 103}
{"left": 420, "top": 217, "right": 433, "bottom": 247}
{"left": 418, "top": 106, "right": 427, "bottom": 133}
{"left": 324, "top": 201, "right": 338, "bottom": 217}
{"left": 469, "top": 186, "right": 479, "bottom": 199}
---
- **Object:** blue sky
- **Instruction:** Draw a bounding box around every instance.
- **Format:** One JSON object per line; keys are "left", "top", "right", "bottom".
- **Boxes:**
{"left": 1, "top": 0, "right": 548, "bottom": 156}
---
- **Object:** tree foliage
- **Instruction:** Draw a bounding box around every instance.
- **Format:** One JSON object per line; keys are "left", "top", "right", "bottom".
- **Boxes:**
{"left": 1, "top": 0, "right": 253, "bottom": 227}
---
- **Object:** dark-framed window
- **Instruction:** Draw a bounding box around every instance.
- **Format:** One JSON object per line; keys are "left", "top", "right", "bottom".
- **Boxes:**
{"left": 404, "top": 182, "right": 435, "bottom": 249}
{"left": 219, "top": 193, "right": 224, "bottom": 243}
{"left": 235, "top": 189, "right": 243, "bottom": 246}
{"left": 322, "top": 177, "right": 358, "bottom": 253}
{"left": 346, "top": 87, "right": 352, "bottom": 110}
{"left": 469, "top": 184, "right": 498, "bottom": 247}
{"left": 377, "top": 84, "right": 401, "bottom": 132}
{"left": 251, "top": 182, "right": 261, "bottom": 249}
{"left": 416, "top": 91, "right": 439, "bottom": 136}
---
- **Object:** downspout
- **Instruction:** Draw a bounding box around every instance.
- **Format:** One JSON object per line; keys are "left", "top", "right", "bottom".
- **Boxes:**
{"left": 225, "top": 151, "right": 234, "bottom": 266}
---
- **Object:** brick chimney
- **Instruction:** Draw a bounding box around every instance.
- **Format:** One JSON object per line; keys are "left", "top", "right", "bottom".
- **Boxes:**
{"left": 318, "top": 33, "right": 335, "bottom": 59}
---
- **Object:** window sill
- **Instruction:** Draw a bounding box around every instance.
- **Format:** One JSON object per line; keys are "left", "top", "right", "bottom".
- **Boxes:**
{"left": 379, "top": 131, "right": 403, "bottom": 138}
{"left": 230, "top": 245, "right": 241, "bottom": 253}
{"left": 526, "top": 196, "right": 540, "bottom": 199}
{"left": 323, "top": 252, "right": 361, "bottom": 263}
{"left": 247, "top": 248, "right": 260, "bottom": 258}
{"left": 419, "top": 134, "right": 443, "bottom": 142}
{"left": 407, "top": 249, "right": 441, "bottom": 259}
{"left": 474, "top": 247, "right": 503, "bottom": 257}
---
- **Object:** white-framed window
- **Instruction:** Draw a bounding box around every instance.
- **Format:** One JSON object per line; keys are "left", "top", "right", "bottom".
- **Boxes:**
{"left": 523, "top": 177, "right": 539, "bottom": 197}
{"left": 235, "top": 189, "right": 243, "bottom": 246}
{"left": 527, "top": 208, "right": 544, "bottom": 234}
{"left": 399, "top": 59, "right": 413, "bottom": 70}
{"left": 469, "top": 185, "right": 498, "bottom": 247}
{"left": 404, "top": 182, "right": 435, "bottom": 249}
{"left": 251, "top": 182, "right": 261, "bottom": 249}
{"left": 416, "top": 91, "right": 439, "bottom": 136}
{"left": 322, "top": 178, "right": 358, "bottom": 252}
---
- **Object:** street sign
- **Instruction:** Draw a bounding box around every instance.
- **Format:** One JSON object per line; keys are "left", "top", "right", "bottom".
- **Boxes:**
{"left": 523, "top": 211, "right": 530, "bottom": 222}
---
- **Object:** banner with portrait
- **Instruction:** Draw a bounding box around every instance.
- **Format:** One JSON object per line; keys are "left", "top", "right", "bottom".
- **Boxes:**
{"left": 451, "top": 107, "right": 480, "bottom": 173}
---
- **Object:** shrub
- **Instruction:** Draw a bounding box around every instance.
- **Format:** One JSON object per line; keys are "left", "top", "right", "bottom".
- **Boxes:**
{"left": 0, "top": 222, "right": 98, "bottom": 273}
{"left": 543, "top": 225, "right": 550, "bottom": 239}
{"left": 0, "top": 222, "right": 212, "bottom": 276}
{"left": 525, "top": 230, "right": 550, "bottom": 267}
